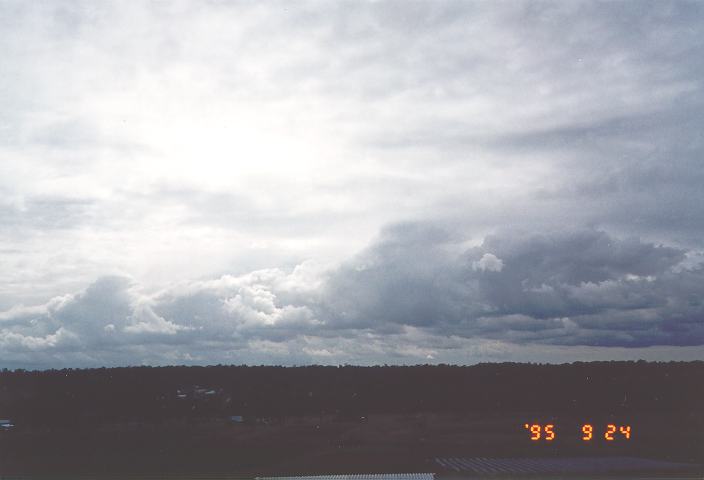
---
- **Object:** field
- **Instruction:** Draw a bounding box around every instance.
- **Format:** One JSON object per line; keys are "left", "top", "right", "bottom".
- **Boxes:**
{"left": 1, "top": 411, "right": 701, "bottom": 475}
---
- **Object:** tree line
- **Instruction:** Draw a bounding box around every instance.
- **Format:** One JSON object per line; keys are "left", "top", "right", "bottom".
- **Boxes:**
{"left": 0, "top": 361, "right": 701, "bottom": 427}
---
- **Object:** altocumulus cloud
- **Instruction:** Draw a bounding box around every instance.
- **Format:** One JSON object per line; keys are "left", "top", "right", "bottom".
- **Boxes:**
{"left": 1, "top": 225, "right": 702, "bottom": 368}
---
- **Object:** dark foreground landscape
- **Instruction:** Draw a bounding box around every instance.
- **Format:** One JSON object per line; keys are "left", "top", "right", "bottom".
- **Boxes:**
{"left": 0, "top": 362, "right": 702, "bottom": 475}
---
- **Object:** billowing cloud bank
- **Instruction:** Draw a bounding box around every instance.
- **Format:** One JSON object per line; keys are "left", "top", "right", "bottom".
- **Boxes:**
{"left": 2, "top": 226, "right": 702, "bottom": 368}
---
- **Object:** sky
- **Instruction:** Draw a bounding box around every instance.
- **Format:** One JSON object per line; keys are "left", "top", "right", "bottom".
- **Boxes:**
{"left": 1, "top": 0, "right": 703, "bottom": 369}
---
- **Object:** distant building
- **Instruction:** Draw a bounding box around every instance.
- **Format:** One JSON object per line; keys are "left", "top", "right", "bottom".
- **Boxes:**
{"left": 229, "top": 415, "right": 245, "bottom": 424}
{"left": 176, "top": 385, "right": 221, "bottom": 400}
{"left": 0, "top": 419, "right": 15, "bottom": 431}
{"left": 434, "top": 457, "right": 696, "bottom": 475}
{"left": 257, "top": 474, "right": 434, "bottom": 480}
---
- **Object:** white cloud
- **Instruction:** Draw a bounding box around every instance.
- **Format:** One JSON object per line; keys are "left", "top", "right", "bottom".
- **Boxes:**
{"left": 123, "top": 305, "right": 189, "bottom": 335}
{"left": 473, "top": 253, "right": 504, "bottom": 272}
{"left": 0, "top": 327, "right": 78, "bottom": 352}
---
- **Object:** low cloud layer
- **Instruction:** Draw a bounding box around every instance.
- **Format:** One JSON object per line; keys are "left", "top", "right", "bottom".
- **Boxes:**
{"left": 323, "top": 225, "right": 703, "bottom": 347}
{"left": 2, "top": 227, "right": 702, "bottom": 368}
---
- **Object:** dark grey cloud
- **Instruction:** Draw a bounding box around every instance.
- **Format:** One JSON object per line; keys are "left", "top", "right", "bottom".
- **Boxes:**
{"left": 320, "top": 225, "right": 702, "bottom": 347}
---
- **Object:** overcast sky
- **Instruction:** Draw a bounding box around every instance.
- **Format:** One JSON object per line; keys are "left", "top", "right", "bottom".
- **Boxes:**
{"left": 1, "top": 0, "right": 703, "bottom": 369}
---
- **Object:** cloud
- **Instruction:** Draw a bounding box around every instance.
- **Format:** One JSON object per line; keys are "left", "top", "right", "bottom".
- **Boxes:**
{"left": 1, "top": 225, "right": 702, "bottom": 367}
{"left": 0, "top": 2, "right": 703, "bottom": 366}
{"left": 320, "top": 225, "right": 702, "bottom": 348}
{"left": 473, "top": 254, "right": 504, "bottom": 272}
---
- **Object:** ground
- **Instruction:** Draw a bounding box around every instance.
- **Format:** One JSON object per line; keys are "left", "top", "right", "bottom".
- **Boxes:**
{"left": 0, "top": 411, "right": 701, "bottom": 475}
